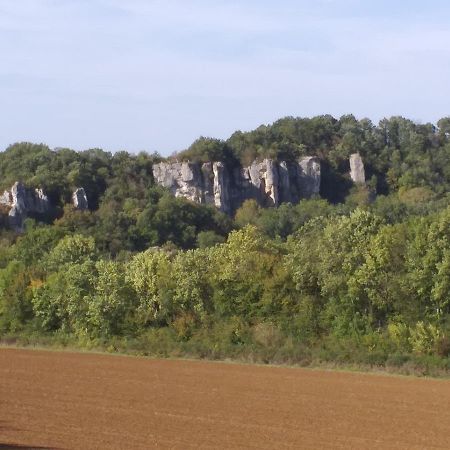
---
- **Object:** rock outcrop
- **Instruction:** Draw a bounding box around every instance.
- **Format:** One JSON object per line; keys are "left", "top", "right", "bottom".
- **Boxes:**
{"left": 152, "top": 161, "right": 204, "bottom": 204}
{"left": 72, "top": 188, "right": 89, "bottom": 210}
{"left": 152, "top": 156, "right": 322, "bottom": 213}
{"left": 0, "top": 182, "right": 50, "bottom": 231}
{"left": 349, "top": 153, "right": 366, "bottom": 185}
{"left": 241, "top": 159, "right": 280, "bottom": 207}
{"left": 212, "top": 162, "right": 231, "bottom": 213}
{"left": 299, "top": 156, "right": 321, "bottom": 197}
{"left": 0, "top": 154, "right": 365, "bottom": 231}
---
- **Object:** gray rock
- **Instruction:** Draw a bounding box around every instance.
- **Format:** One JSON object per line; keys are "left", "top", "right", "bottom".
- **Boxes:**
{"left": 298, "top": 156, "right": 321, "bottom": 197}
{"left": 278, "top": 161, "right": 292, "bottom": 203}
{"left": 152, "top": 161, "right": 177, "bottom": 188}
{"left": 152, "top": 156, "right": 321, "bottom": 213}
{"left": 349, "top": 153, "right": 366, "bottom": 185}
{"left": 72, "top": 188, "right": 89, "bottom": 210}
{"left": 201, "top": 162, "right": 215, "bottom": 205}
{"left": 152, "top": 161, "right": 204, "bottom": 204}
{"left": 4, "top": 182, "right": 27, "bottom": 231}
{"left": 241, "top": 159, "right": 280, "bottom": 206}
{"left": 263, "top": 159, "right": 279, "bottom": 206}
{"left": 34, "top": 188, "right": 50, "bottom": 213}
{"left": 181, "top": 162, "right": 195, "bottom": 182}
{"left": 0, "top": 190, "right": 12, "bottom": 206}
{"left": 213, "top": 162, "right": 231, "bottom": 213}
{"left": 0, "top": 182, "right": 50, "bottom": 231}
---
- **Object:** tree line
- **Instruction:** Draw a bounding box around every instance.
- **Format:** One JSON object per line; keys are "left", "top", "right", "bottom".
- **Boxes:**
{"left": 1, "top": 114, "right": 450, "bottom": 373}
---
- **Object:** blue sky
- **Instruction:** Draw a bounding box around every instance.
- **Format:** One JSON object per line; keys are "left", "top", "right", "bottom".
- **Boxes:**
{"left": 1, "top": 0, "right": 449, "bottom": 155}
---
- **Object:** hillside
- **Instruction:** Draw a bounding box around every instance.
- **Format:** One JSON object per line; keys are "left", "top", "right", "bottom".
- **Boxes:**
{"left": 1, "top": 114, "right": 450, "bottom": 373}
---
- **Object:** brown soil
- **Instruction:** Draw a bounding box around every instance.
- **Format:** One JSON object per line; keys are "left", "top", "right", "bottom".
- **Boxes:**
{"left": 1, "top": 349, "right": 450, "bottom": 449}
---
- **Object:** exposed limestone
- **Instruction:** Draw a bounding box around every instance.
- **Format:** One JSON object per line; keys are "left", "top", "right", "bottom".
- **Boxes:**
{"left": 349, "top": 153, "right": 366, "bottom": 185}
{"left": 278, "top": 161, "right": 292, "bottom": 203}
{"left": 201, "top": 162, "right": 215, "bottom": 205}
{"left": 72, "top": 188, "right": 89, "bottom": 210}
{"left": 152, "top": 161, "right": 204, "bottom": 204}
{"left": 0, "top": 190, "right": 11, "bottom": 206}
{"left": 0, "top": 182, "right": 50, "bottom": 231}
{"left": 241, "top": 159, "right": 279, "bottom": 206}
{"left": 264, "top": 159, "right": 279, "bottom": 206}
{"left": 246, "top": 159, "right": 279, "bottom": 206}
{"left": 34, "top": 188, "right": 50, "bottom": 213}
{"left": 213, "top": 162, "right": 231, "bottom": 213}
{"left": 298, "top": 156, "right": 321, "bottom": 197}
{"left": 152, "top": 162, "right": 176, "bottom": 189}
{"left": 152, "top": 157, "right": 322, "bottom": 213}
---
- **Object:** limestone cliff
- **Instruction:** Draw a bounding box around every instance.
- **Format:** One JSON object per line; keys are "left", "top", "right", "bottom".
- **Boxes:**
{"left": 72, "top": 188, "right": 89, "bottom": 210}
{"left": 212, "top": 162, "right": 231, "bottom": 213}
{"left": 0, "top": 153, "right": 364, "bottom": 232}
{"left": 152, "top": 161, "right": 204, "bottom": 204}
{"left": 152, "top": 156, "right": 321, "bottom": 213}
{"left": 0, "top": 182, "right": 50, "bottom": 231}
{"left": 349, "top": 153, "right": 366, "bottom": 185}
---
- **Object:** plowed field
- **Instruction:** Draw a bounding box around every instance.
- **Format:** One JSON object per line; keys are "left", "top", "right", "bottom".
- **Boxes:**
{"left": 1, "top": 349, "right": 450, "bottom": 449}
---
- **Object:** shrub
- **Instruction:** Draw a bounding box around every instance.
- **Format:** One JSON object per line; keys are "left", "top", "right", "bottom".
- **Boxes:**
{"left": 409, "top": 322, "right": 443, "bottom": 355}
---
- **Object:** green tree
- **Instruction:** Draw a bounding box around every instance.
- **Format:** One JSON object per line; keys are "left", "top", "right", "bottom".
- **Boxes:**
{"left": 87, "top": 260, "right": 133, "bottom": 337}
{"left": 0, "top": 261, "right": 32, "bottom": 332}
{"left": 170, "top": 248, "right": 215, "bottom": 331}
{"left": 45, "top": 234, "right": 97, "bottom": 271}
{"left": 125, "top": 249, "right": 172, "bottom": 326}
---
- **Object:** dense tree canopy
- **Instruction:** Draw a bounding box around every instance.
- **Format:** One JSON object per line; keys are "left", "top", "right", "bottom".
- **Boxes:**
{"left": 2, "top": 115, "right": 450, "bottom": 372}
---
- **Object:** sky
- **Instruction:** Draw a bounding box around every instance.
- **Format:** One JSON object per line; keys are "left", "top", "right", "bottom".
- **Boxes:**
{"left": 1, "top": 0, "right": 450, "bottom": 155}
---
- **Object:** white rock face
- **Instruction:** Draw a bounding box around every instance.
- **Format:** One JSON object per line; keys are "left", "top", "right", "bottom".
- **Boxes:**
{"left": 263, "top": 159, "right": 279, "bottom": 206}
{"left": 0, "top": 182, "right": 50, "bottom": 231}
{"left": 278, "top": 161, "right": 292, "bottom": 203}
{"left": 212, "top": 162, "right": 231, "bottom": 213}
{"left": 201, "top": 162, "right": 215, "bottom": 205}
{"left": 72, "top": 188, "right": 89, "bottom": 210}
{"left": 152, "top": 162, "right": 176, "bottom": 188}
{"left": 152, "top": 161, "right": 204, "bottom": 204}
{"left": 152, "top": 157, "right": 321, "bottom": 213}
{"left": 349, "top": 153, "right": 366, "bottom": 184}
{"left": 0, "top": 190, "right": 12, "bottom": 206}
{"left": 298, "top": 156, "right": 321, "bottom": 197}
{"left": 244, "top": 159, "right": 279, "bottom": 206}
{"left": 34, "top": 188, "right": 50, "bottom": 213}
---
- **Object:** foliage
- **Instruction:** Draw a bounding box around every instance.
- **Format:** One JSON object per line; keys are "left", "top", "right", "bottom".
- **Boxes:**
{"left": 2, "top": 115, "right": 450, "bottom": 372}
{"left": 125, "top": 249, "right": 172, "bottom": 326}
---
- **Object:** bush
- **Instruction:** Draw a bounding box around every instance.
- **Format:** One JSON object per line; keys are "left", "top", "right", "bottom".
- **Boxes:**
{"left": 409, "top": 322, "right": 443, "bottom": 355}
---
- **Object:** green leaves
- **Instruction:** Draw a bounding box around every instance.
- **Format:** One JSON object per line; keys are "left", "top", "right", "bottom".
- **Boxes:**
{"left": 87, "top": 260, "right": 133, "bottom": 337}
{"left": 45, "top": 234, "right": 97, "bottom": 271}
{"left": 125, "top": 249, "right": 172, "bottom": 325}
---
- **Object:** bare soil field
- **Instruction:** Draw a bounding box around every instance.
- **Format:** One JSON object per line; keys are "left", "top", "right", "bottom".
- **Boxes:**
{"left": 1, "top": 349, "right": 450, "bottom": 449}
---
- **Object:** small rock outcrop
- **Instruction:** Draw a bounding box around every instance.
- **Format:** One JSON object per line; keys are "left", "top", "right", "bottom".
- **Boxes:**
{"left": 213, "top": 162, "right": 231, "bottom": 213}
{"left": 152, "top": 156, "right": 322, "bottom": 213}
{"left": 72, "top": 188, "right": 89, "bottom": 210}
{"left": 349, "top": 153, "right": 366, "bottom": 185}
{"left": 299, "top": 156, "right": 321, "bottom": 197}
{"left": 241, "top": 159, "right": 280, "bottom": 207}
{"left": 201, "top": 162, "right": 215, "bottom": 205}
{"left": 152, "top": 161, "right": 204, "bottom": 204}
{"left": 34, "top": 188, "right": 50, "bottom": 213}
{"left": 0, "top": 182, "right": 50, "bottom": 231}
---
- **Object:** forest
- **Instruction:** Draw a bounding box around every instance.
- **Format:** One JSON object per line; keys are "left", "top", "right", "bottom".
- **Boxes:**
{"left": 2, "top": 114, "right": 450, "bottom": 375}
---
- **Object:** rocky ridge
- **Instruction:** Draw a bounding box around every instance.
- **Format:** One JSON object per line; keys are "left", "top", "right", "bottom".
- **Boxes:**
{"left": 152, "top": 157, "right": 323, "bottom": 213}
{"left": 72, "top": 188, "right": 89, "bottom": 210}
{"left": 0, "top": 183, "right": 88, "bottom": 231}
{"left": 0, "top": 182, "right": 50, "bottom": 231}
{"left": 0, "top": 155, "right": 366, "bottom": 231}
